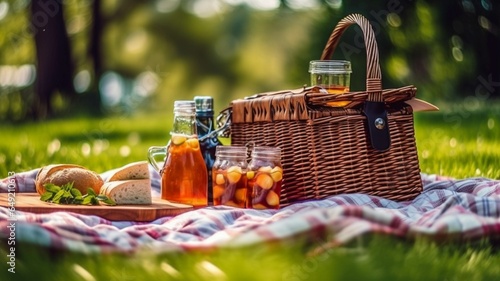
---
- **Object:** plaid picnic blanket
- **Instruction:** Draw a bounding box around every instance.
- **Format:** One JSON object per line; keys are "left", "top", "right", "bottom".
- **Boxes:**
{"left": 1, "top": 167, "right": 500, "bottom": 254}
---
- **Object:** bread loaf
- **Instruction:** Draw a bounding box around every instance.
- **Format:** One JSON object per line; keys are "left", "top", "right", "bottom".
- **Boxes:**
{"left": 35, "top": 164, "right": 104, "bottom": 195}
{"left": 106, "top": 161, "right": 149, "bottom": 182}
{"left": 99, "top": 161, "right": 152, "bottom": 204}
{"left": 100, "top": 179, "right": 152, "bottom": 205}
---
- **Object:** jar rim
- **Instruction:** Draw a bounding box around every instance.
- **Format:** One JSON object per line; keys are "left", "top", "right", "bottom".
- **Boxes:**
{"left": 174, "top": 100, "right": 196, "bottom": 115}
{"left": 215, "top": 145, "right": 247, "bottom": 156}
{"left": 251, "top": 146, "right": 281, "bottom": 158}
{"left": 309, "top": 60, "right": 352, "bottom": 74}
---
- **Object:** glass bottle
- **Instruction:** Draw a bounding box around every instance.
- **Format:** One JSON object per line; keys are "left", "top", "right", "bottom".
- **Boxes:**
{"left": 148, "top": 101, "right": 208, "bottom": 207}
{"left": 194, "top": 96, "right": 223, "bottom": 205}
{"left": 247, "top": 146, "right": 282, "bottom": 209}
{"left": 212, "top": 146, "right": 248, "bottom": 208}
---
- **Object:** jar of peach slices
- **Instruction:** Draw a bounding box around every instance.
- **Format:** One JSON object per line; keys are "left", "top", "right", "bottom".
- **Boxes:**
{"left": 212, "top": 146, "right": 248, "bottom": 208}
{"left": 247, "top": 146, "right": 282, "bottom": 209}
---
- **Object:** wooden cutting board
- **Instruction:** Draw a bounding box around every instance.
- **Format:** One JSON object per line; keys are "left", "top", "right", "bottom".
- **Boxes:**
{"left": 0, "top": 193, "right": 194, "bottom": 221}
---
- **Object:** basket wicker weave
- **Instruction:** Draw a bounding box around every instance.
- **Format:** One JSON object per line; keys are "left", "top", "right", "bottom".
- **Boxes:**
{"left": 229, "top": 14, "right": 422, "bottom": 205}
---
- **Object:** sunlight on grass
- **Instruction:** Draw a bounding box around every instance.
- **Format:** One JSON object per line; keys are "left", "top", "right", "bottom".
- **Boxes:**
{"left": 3, "top": 236, "right": 500, "bottom": 281}
{"left": 0, "top": 111, "right": 170, "bottom": 174}
{"left": 414, "top": 102, "right": 500, "bottom": 179}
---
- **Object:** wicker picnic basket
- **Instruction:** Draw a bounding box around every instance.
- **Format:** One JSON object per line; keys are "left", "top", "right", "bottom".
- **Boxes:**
{"left": 228, "top": 14, "right": 423, "bottom": 205}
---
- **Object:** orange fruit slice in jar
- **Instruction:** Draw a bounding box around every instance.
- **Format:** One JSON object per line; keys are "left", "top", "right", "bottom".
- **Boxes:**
{"left": 213, "top": 185, "right": 225, "bottom": 199}
{"left": 252, "top": 203, "right": 267, "bottom": 210}
{"left": 270, "top": 166, "right": 283, "bottom": 182}
{"left": 215, "top": 173, "right": 225, "bottom": 185}
{"left": 258, "top": 166, "right": 273, "bottom": 174}
{"left": 171, "top": 134, "right": 187, "bottom": 145}
{"left": 234, "top": 188, "right": 247, "bottom": 203}
{"left": 224, "top": 200, "right": 240, "bottom": 208}
{"left": 186, "top": 138, "right": 200, "bottom": 150}
{"left": 266, "top": 190, "right": 279, "bottom": 206}
{"left": 255, "top": 174, "right": 274, "bottom": 190}
{"left": 226, "top": 166, "right": 242, "bottom": 184}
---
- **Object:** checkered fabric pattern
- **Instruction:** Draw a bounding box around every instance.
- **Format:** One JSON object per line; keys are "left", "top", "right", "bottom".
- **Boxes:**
{"left": 1, "top": 167, "right": 499, "bottom": 253}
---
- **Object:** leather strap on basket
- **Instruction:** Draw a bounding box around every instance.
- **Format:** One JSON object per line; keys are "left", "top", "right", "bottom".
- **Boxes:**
{"left": 320, "top": 14, "right": 390, "bottom": 151}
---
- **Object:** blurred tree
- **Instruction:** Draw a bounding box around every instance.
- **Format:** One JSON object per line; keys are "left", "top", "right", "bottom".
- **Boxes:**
{"left": 30, "top": 0, "right": 75, "bottom": 119}
{"left": 90, "top": 0, "right": 102, "bottom": 84}
{"left": 437, "top": 0, "right": 499, "bottom": 99}
{"left": 0, "top": 0, "right": 497, "bottom": 121}
{"left": 294, "top": 0, "right": 499, "bottom": 101}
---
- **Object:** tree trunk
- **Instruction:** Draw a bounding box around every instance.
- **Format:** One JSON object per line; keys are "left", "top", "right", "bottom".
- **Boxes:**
{"left": 90, "top": 0, "right": 102, "bottom": 82}
{"left": 31, "top": 0, "right": 74, "bottom": 119}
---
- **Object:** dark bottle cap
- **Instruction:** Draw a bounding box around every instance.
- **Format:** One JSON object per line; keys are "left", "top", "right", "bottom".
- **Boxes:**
{"left": 194, "top": 96, "right": 214, "bottom": 116}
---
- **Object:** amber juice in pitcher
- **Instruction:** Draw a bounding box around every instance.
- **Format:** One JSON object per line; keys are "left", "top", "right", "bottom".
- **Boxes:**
{"left": 148, "top": 101, "right": 208, "bottom": 207}
{"left": 161, "top": 133, "right": 208, "bottom": 206}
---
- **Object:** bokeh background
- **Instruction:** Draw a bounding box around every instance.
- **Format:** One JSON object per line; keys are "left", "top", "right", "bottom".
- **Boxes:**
{"left": 0, "top": 0, "right": 498, "bottom": 121}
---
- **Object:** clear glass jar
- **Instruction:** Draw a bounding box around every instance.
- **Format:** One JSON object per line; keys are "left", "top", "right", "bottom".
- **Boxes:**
{"left": 148, "top": 100, "right": 208, "bottom": 207}
{"left": 309, "top": 60, "right": 352, "bottom": 107}
{"left": 247, "top": 146, "right": 282, "bottom": 209}
{"left": 212, "top": 146, "right": 248, "bottom": 208}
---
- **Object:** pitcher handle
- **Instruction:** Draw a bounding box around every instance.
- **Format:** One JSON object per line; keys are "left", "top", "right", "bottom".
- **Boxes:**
{"left": 148, "top": 143, "right": 169, "bottom": 175}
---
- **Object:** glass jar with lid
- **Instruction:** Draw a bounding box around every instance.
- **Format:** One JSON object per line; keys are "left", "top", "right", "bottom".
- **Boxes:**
{"left": 247, "top": 146, "right": 282, "bottom": 209}
{"left": 212, "top": 146, "right": 248, "bottom": 208}
{"left": 309, "top": 60, "right": 352, "bottom": 107}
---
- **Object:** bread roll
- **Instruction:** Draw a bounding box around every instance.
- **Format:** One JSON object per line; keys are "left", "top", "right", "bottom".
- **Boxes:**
{"left": 106, "top": 161, "right": 149, "bottom": 182}
{"left": 100, "top": 179, "right": 152, "bottom": 204}
{"left": 36, "top": 164, "right": 104, "bottom": 195}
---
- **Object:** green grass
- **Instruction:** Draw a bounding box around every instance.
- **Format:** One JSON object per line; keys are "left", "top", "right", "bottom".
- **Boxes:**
{"left": 0, "top": 111, "right": 171, "bottom": 175}
{"left": 1, "top": 102, "right": 500, "bottom": 280}
{"left": 2, "top": 236, "right": 500, "bottom": 280}
{"left": 414, "top": 102, "right": 500, "bottom": 179}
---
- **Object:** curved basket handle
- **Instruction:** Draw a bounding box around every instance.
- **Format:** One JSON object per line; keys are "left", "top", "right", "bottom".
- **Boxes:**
{"left": 320, "top": 14, "right": 383, "bottom": 102}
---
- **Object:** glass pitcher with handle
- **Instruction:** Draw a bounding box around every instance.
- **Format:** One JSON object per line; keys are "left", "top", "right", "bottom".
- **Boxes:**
{"left": 148, "top": 100, "right": 208, "bottom": 207}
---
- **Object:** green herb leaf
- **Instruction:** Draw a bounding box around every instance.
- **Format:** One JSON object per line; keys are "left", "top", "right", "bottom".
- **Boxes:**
{"left": 61, "top": 182, "right": 74, "bottom": 191}
{"left": 40, "top": 191, "right": 54, "bottom": 202}
{"left": 39, "top": 183, "right": 116, "bottom": 206}
{"left": 87, "top": 188, "right": 96, "bottom": 196}
{"left": 96, "top": 195, "right": 116, "bottom": 206}
{"left": 52, "top": 189, "right": 65, "bottom": 203}
{"left": 44, "top": 183, "right": 61, "bottom": 193}
{"left": 63, "top": 190, "right": 73, "bottom": 198}
{"left": 82, "top": 195, "right": 93, "bottom": 205}
{"left": 70, "top": 188, "right": 82, "bottom": 198}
